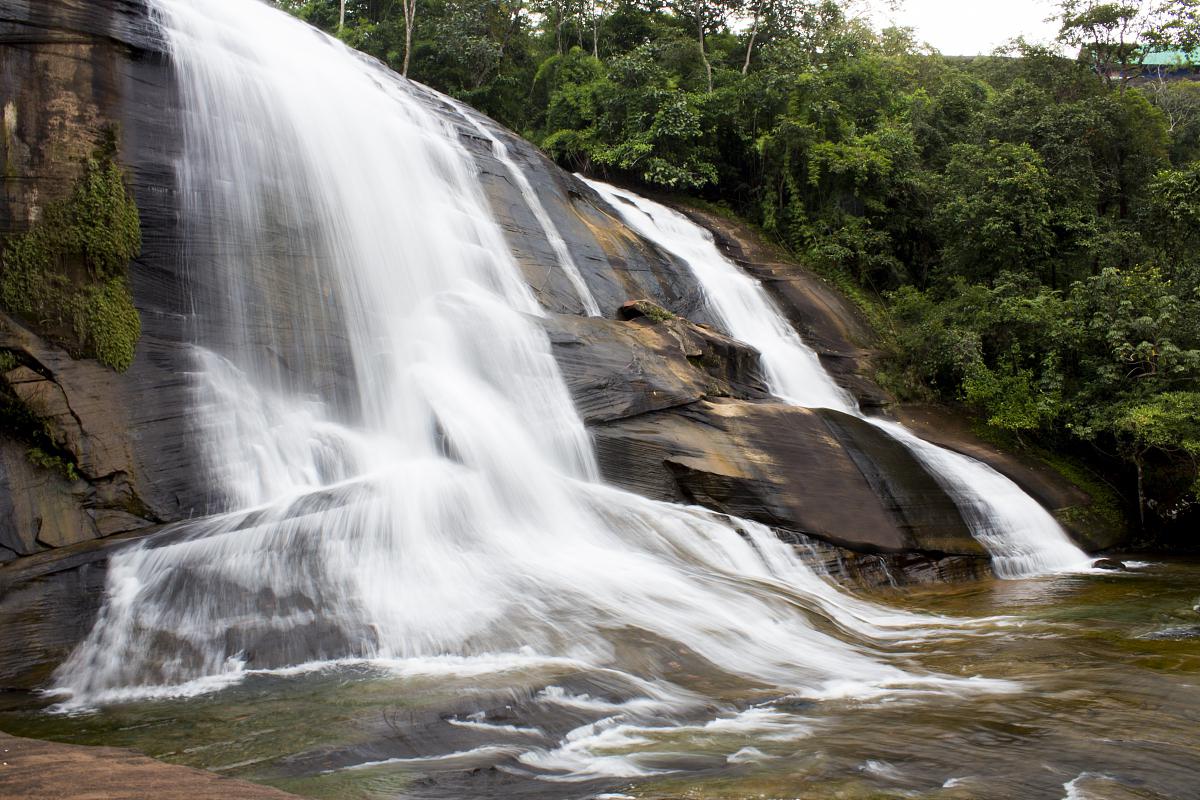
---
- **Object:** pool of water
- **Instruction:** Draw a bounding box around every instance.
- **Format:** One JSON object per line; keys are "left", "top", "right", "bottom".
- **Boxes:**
{"left": 2, "top": 559, "right": 1197, "bottom": 800}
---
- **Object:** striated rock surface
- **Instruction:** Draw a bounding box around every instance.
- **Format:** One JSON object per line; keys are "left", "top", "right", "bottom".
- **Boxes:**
{"left": 0, "top": 0, "right": 203, "bottom": 562}
{"left": 592, "top": 400, "right": 981, "bottom": 555}
{"left": 0, "top": 731, "right": 304, "bottom": 800}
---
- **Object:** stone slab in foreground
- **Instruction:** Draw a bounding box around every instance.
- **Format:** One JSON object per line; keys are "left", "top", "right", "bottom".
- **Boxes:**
{"left": 0, "top": 731, "right": 302, "bottom": 800}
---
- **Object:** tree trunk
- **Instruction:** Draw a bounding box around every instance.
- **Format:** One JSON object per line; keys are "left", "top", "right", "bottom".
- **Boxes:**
{"left": 698, "top": 15, "right": 712, "bottom": 92}
{"left": 1136, "top": 457, "right": 1146, "bottom": 529}
{"left": 339, "top": 0, "right": 346, "bottom": 31}
{"left": 592, "top": 0, "right": 599, "bottom": 58}
{"left": 556, "top": 4, "right": 564, "bottom": 55}
{"left": 742, "top": 10, "right": 759, "bottom": 75}
{"left": 402, "top": 0, "right": 415, "bottom": 77}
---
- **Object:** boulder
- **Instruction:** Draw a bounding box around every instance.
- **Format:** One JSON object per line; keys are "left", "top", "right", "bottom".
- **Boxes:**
{"left": 594, "top": 400, "right": 982, "bottom": 556}
{"left": 544, "top": 310, "right": 767, "bottom": 424}
{"left": 544, "top": 309, "right": 978, "bottom": 555}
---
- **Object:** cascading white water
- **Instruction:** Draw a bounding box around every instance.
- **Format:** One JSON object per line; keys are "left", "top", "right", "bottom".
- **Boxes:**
{"left": 583, "top": 180, "right": 1093, "bottom": 579}
{"left": 48, "top": 0, "right": 1016, "bottom": 774}
{"left": 446, "top": 98, "right": 602, "bottom": 317}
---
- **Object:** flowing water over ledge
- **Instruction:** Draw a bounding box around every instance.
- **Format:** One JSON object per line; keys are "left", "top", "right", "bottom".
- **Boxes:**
{"left": 3, "top": 559, "right": 1197, "bottom": 800}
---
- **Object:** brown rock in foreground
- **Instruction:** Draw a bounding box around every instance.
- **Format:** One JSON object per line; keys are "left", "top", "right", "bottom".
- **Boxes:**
{"left": 0, "top": 731, "right": 301, "bottom": 799}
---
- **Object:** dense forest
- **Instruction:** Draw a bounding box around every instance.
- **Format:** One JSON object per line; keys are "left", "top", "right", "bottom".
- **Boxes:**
{"left": 280, "top": 0, "right": 1200, "bottom": 544}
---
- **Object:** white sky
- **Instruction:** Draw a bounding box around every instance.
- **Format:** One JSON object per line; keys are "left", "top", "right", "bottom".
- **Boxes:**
{"left": 867, "top": 0, "right": 1064, "bottom": 56}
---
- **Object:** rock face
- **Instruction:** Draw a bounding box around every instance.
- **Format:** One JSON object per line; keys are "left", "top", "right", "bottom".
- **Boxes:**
{"left": 0, "top": 0, "right": 204, "bottom": 560}
{"left": 544, "top": 309, "right": 981, "bottom": 555}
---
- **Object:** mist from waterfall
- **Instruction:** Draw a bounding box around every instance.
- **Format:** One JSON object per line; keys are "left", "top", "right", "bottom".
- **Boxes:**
{"left": 46, "top": 0, "right": 1017, "bottom": 779}
{"left": 582, "top": 179, "right": 1092, "bottom": 579}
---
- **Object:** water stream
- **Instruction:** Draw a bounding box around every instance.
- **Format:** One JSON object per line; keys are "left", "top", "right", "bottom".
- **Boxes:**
{"left": 446, "top": 98, "right": 602, "bottom": 317}
{"left": 7, "top": 562, "right": 1198, "bottom": 799}
{"left": 582, "top": 180, "right": 1093, "bottom": 579}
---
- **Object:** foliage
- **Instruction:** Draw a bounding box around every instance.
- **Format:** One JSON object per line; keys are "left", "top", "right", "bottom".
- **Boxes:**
{"left": 0, "top": 136, "right": 142, "bottom": 371}
{"left": 934, "top": 142, "right": 1055, "bottom": 284}
{"left": 885, "top": 265, "right": 1200, "bottom": 528}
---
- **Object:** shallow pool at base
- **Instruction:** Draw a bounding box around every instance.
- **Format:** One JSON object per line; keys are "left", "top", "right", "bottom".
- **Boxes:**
{"left": 3, "top": 559, "right": 1197, "bottom": 800}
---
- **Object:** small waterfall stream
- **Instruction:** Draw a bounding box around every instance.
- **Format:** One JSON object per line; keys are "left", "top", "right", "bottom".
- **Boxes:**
{"left": 446, "top": 98, "right": 602, "bottom": 317}
{"left": 47, "top": 0, "right": 1016, "bottom": 781}
{"left": 583, "top": 180, "right": 1092, "bottom": 579}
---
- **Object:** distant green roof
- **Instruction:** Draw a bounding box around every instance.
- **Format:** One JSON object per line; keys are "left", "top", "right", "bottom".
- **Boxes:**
{"left": 1142, "top": 49, "right": 1200, "bottom": 67}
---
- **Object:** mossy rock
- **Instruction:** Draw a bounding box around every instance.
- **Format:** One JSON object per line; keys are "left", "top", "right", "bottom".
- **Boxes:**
{"left": 0, "top": 132, "right": 141, "bottom": 371}
{"left": 618, "top": 299, "right": 677, "bottom": 323}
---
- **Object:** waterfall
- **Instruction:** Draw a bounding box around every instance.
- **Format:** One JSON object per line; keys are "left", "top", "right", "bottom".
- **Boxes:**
{"left": 583, "top": 180, "right": 1092, "bottom": 579}
{"left": 47, "top": 0, "right": 1015, "bottom": 768}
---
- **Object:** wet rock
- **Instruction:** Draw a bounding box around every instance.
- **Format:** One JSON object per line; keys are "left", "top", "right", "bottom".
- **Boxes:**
{"left": 0, "top": 440, "right": 97, "bottom": 556}
{"left": 672, "top": 204, "right": 885, "bottom": 408}
{"left": 1137, "top": 625, "right": 1200, "bottom": 641}
{"left": 0, "top": 319, "right": 166, "bottom": 556}
{"left": 544, "top": 312, "right": 767, "bottom": 425}
{"left": 1093, "top": 558, "right": 1128, "bottom": 571}
{"left": 594, "top": 399, "right": 983, "bottom": 556}
{"left": 421, "top": 84, "right": 713, "bottom": 322}
{"left": 0, "top": 731, "right": 304, "bottom": 799}
{"left": 0, "top": 532, "right": 123, "bottom": 688}
{"left": 0, "top": 1, "right": 206, "bottom": 556}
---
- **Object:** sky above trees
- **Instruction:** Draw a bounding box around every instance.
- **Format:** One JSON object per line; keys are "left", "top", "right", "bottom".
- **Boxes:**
{"left": 869, "top": 0, "right": 1061, "bottom": 55}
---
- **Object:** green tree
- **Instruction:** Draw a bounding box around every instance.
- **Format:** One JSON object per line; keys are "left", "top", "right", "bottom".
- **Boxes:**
{"left": 934, "top": 142, "right": 1055, "bottom": 285}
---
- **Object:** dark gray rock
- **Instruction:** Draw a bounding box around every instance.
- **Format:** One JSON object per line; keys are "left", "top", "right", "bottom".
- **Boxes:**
{"left": 0, "top": 0, "right": 207, "bottom": 545}
{"left": 544, "top": 311, "right": 768, "bottom": 424}
{"left": 0, "top": 531, "right": 123, "bottom": 689}
{"left": 594, "top": 399, "right": 982, "bottom": 556}
{"left": 0, "top": 440, "right": 97, "bottom": 556}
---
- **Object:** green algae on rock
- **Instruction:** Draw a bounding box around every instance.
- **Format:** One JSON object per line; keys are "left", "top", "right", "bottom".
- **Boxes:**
{"left": 0, "top": 132, "right": 141, "bottom": 372}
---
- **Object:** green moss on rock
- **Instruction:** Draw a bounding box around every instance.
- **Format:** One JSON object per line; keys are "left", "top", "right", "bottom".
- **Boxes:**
{"left": 619, "top": 299, "right": 677, "bottom": 323}
{"left": 70, "top": 278, "right": 142, "bottom": 373}
{"left": 25, "top": 445, "right": 80, "bottom": 483}
{"left": 0, "top": 133, "right": 141, "bottom": 371}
